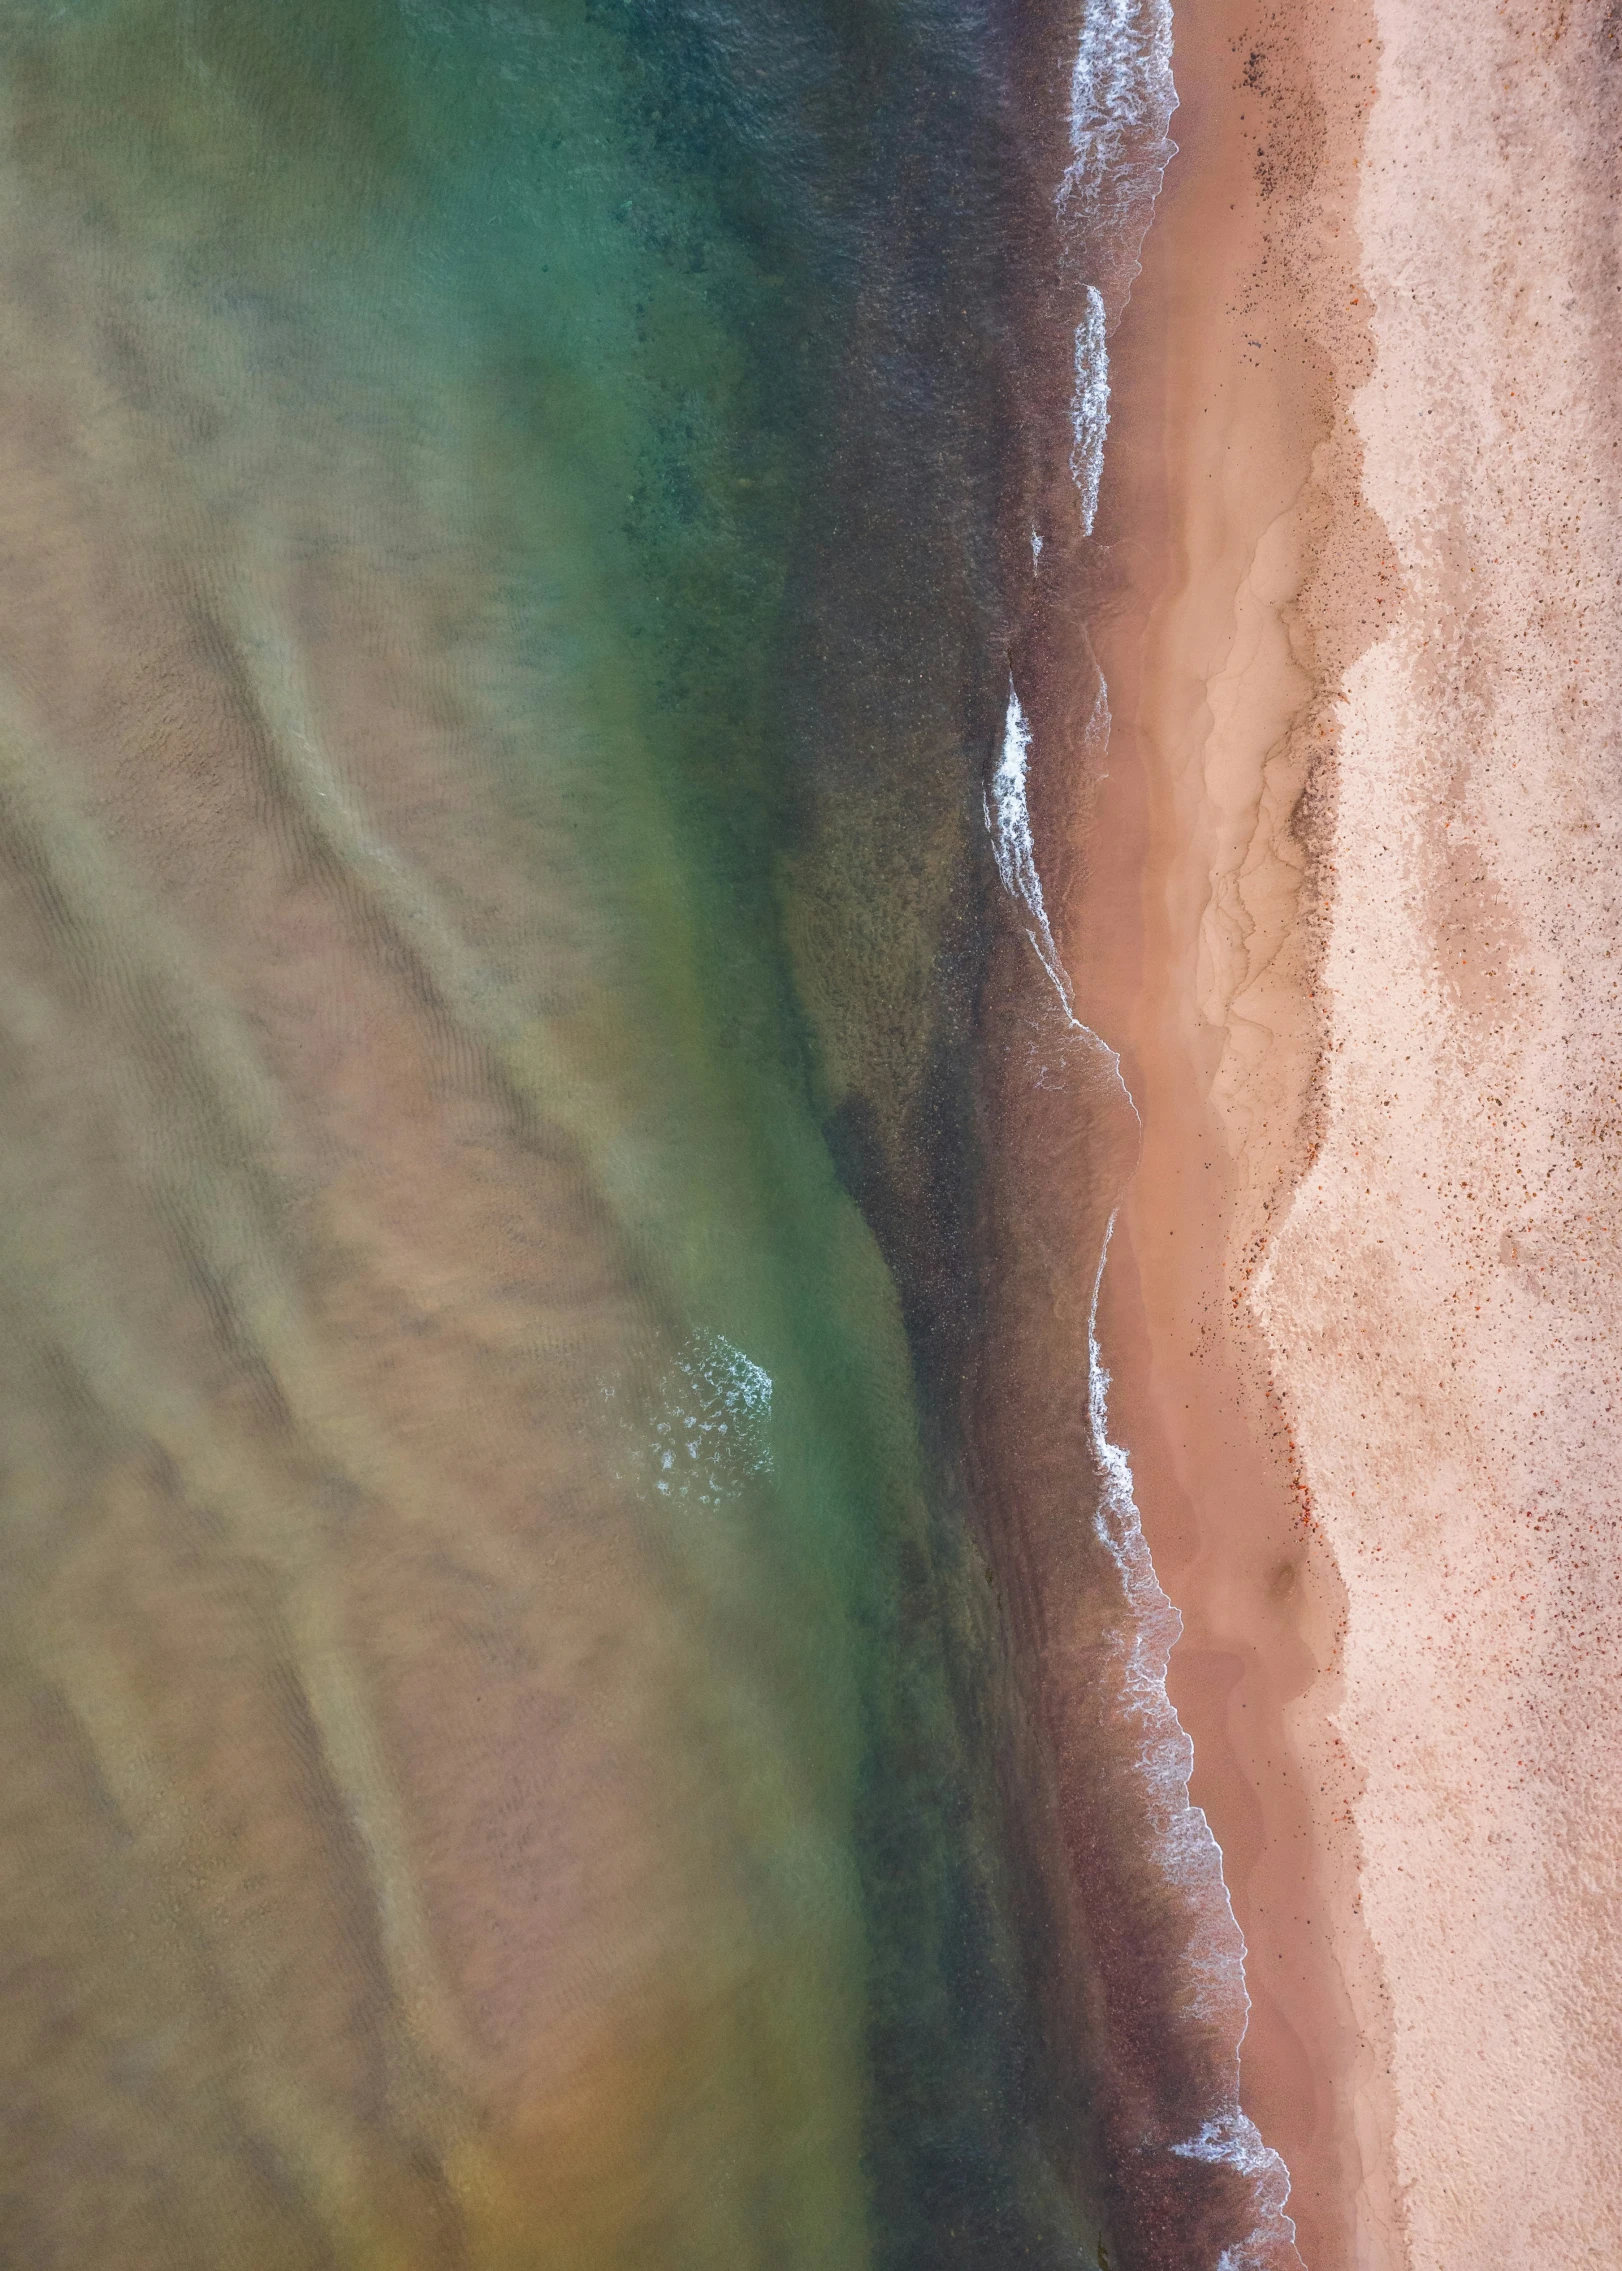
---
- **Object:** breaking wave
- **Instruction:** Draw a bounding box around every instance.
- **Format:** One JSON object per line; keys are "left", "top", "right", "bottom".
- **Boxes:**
{"left": 1060, "top": 0, "right": 1178, "bottom": 531}
{"left": 987, "top": 663, "right": 1299, "bottom": 2265}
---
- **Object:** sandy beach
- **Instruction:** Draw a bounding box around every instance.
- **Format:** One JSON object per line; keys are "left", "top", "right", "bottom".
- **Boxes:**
{"left": 2, "top": 2, "right": 1616, "bottom": 2262}
{"left": 1076, "top": 0, "right": 1622, "bottom": 2261}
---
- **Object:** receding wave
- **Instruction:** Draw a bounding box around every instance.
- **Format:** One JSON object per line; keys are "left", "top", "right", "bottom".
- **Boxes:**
{"left": 1061, "top": 0, "right": 1178, "bottom": 538}
{"left": 992, "top": 5, "right": 1299, "bottom": 2207}
{"left": 985, "top": 668, "right": 1301, "bottom": 2266}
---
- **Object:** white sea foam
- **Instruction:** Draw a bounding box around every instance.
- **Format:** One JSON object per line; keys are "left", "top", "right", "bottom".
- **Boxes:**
{"left": 1060, "top": 0, "right": 1178, "bottom": 532}
{"left": 985, "top": 683, "right": 1074, "bottom": 1021}
{"left": 1072, "top": 286, "right": 1110, "bottom": 535}
{"left": 991, "top": 13, "right": 1294, "bottom": 2251}
{"left": 986, "top": 664, "right": 1300, "bottom": 2266}
{"left": 652, "top": 1330, "right": 773, "bottom": 1502}
{"left": 1062, "top": 0, "right": 1179, "bottom": 325}
{"left": 1089, "top": 1238, "right": 1300, "bottom": 2268}
{"left": 1175, "top": 2107, "right": 1299, "bottom": 2271}
{"left": 984, "top": 676, "right": 1116, "bottom": 1032}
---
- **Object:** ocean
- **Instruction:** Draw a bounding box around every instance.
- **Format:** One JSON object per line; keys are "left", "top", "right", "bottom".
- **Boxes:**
{"left": 0, "top": 2, "right": 1294, "bottom": 2264}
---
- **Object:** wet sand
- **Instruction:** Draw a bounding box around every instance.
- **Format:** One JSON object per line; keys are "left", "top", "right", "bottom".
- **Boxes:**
{"left": 1075, "top": 0, "right": 1622, "bottom": 2261}
{"left": 5, "top": 1, "right": 1618, "bottom": 2259}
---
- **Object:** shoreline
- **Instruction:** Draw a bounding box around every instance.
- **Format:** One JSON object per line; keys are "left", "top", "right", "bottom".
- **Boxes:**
{"left": 1069, "top": 0, "right": 1622, "bottom": 2261}
{"left": 1068, "top": 1, "right": 1390, "bottom": 2263}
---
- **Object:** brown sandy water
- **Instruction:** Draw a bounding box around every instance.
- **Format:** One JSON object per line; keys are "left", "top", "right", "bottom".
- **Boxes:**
{"left": 0, "top": 183, "right": 873, "bottom": 2271}
{"left": 0, "top": 10, "right": 1021, "bottom": 2262}
{"left": 0, "top": 4, "right": 1170, "bottom": 2264}
{"left": 22, "top": 0, "right": 1612, "bottom": 2260}
{"left": 0, "top": 0, "right": 1315, "bottom": 2258}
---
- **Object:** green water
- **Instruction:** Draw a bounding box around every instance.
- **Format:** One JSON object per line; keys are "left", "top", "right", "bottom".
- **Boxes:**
{"left": 0, "top": 3, "right": 1097, "bottom": 2265}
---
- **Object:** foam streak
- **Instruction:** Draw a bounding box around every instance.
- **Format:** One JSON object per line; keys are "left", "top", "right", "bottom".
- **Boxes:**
{"left": 986, "top": 667, "right": 1301, "bottom": 2267}
{"left": 1061, "top": 0, "right": 1178, "bottom": 531}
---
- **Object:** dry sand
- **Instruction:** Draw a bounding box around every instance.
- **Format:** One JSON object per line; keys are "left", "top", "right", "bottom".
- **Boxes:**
{"left": 1073, "top": 0, "right": 1622, "bottom": 2262}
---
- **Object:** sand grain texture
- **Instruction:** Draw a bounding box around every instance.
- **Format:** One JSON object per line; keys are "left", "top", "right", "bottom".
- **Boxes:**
{"left": 1081, "top": 0, "right": 1622, "bottom": 2261}
{"left": 1262, "top": 3, "right": 1622, "bottom": 2261}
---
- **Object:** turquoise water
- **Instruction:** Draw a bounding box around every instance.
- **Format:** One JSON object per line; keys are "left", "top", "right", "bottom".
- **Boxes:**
{"left": 0, "top": 4, "right": 1097, "bottom": 2264}
{"left": 0, "top": 4, "right": 1300, "bottom": 2266}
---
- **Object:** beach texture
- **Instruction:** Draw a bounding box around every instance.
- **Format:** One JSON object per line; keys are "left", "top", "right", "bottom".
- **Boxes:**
{"left": 1083, "top": 0, "right": 1622, "bottom": 2260}
{"left": 2, "top": 0, "right": 1617, "bottom": 2262}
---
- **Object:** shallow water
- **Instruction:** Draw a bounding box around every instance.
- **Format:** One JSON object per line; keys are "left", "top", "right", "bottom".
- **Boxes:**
{"left": 0, "top": 4, "right": 1291, "bottom": 2266}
